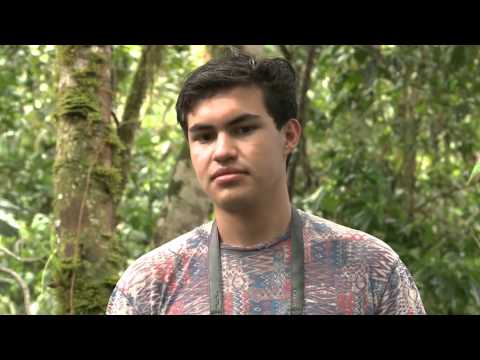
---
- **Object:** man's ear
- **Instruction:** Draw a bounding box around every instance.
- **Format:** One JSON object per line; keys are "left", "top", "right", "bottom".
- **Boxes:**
{"left": 282, "top": 119, "right": 302, "bottom": 155}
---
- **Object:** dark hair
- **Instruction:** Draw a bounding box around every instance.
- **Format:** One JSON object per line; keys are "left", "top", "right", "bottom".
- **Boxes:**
{"left": 176, "top": 53, "right": 298, "bottom": 136}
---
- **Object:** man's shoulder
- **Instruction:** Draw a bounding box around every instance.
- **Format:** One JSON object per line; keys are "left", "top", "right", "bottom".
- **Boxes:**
{"left": 298, "top": 209, "right": 399, "bottom": 263}
{"left": 150, "top": 221, "right": 210, "bottom": 255}
{"left": 117, "top": 222, "right": 212, "bottom": 287}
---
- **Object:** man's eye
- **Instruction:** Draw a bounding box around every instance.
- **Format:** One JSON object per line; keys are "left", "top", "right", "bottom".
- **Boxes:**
{"left": 235, "top": 126, "right": 255, "bottom": 136}
{"left": 195, "top": 133, "right": 214, "bottom": 143}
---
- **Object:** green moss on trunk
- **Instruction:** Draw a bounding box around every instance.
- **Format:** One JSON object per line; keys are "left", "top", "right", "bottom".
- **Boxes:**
{"left": 53, "top": 45, "right": 124, "bottom": 314}
{"left": 93, "top": 165, "right": 123, "bottom": 203}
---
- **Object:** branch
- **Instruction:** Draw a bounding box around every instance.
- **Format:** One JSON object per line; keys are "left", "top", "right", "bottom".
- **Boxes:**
{"left": 118, "top": 45, "right": 164, "bottom": 147}
{"left": 111, "top": 111, "right": 120, "bottom": 128}
{"left": 288, "top": 45, "right": 319, "bottom": 198}
{"left": 117, "top": 45, "right": 164, "bottom": 193}
{"left": 279, "top": 45, "right": 293, "bottom": 62}
{"left": 298, "top": 45, "right": 318, "bottom": 127}
{"left": 0, "top": 245, "right": 45, "bottom": 263}
{"left": 0, "top": 266, "right": 31, "bottom": 315}
{"left": 415, "top": 183, "right": 473, "bottom": 213}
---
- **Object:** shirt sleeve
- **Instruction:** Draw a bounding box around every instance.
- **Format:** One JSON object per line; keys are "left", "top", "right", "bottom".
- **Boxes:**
{"left": 106, "top": 286, "right": 138, "bottom": 315}
{"left": 376, "top": 259, "right": 426, "bottom": 315}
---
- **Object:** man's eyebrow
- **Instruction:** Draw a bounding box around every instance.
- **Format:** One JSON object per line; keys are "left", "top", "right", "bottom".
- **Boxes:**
{"left": 188, "top": 113, "right": 260, "bottom": 133}
{"left": 226, "top": 113, "right": 260, "bottom": 127}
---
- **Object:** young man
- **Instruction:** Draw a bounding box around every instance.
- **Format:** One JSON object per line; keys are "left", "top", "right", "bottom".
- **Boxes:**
{"left": 107, "top": 54, "right": 426, "bottom": 315}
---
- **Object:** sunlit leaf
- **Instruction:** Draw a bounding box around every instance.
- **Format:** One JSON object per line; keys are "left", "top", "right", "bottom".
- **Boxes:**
{"left": 468, "top": 162, "right": 480, "bottom": 185}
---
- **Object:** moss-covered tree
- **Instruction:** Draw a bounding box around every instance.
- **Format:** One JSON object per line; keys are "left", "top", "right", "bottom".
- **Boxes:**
{"left": 53, "top": 45, "right": 123, "bottom": 314}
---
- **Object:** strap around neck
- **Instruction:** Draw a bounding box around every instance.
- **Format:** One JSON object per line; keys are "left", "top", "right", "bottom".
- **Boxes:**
{"left": 208, "top": 208, "right": 304, "bottom": 315}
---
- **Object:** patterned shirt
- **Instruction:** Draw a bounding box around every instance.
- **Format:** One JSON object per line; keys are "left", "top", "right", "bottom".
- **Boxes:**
{"left": 106, "top": 209, "right": 426, "bottom": 315}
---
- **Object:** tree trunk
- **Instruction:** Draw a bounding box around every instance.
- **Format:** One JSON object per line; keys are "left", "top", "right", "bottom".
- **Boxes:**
{"left": 207, "top": 45, "right": 265, "bottom": 59}
{"left": 398, "top": 86, "right": 419, "bottom": 221}
{"left": 206, "top": 45, "right": 227, "bottom": 59}
{"left": 53, "top": 45, "right": 122, "bottom": 314}
{"left": 238, "top": 45, "right": 265, "bottom": 58}
{"left": 117, "top": 45, "right": 164, "bottom": 194}
{"left": 154, "top": 144, "right": 211, "bottom": 246}
{"left": 288, "top": 45, "right": 318, "bottom": 199}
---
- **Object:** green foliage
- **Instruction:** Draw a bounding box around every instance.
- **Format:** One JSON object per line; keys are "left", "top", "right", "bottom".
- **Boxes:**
{"left": 295, "top": 45, "right": 480, "bottom": 314}
{"left": 116, "top": 45, "right": 203, "bottom": 256}
{"left": 0, "top": 45, "right": 58, "bottom": 313}
{"left": 0, "top": 213, "right": 56, "bottom": 314}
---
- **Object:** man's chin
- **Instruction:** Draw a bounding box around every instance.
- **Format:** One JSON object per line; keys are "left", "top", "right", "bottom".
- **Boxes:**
{"left": 213, "top": 193, "right": 255, "bottom": 213}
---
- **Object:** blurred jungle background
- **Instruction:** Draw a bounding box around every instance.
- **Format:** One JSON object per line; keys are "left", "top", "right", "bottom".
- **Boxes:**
{"left": 0, "top": 45, "right": 479, "bottom": 315}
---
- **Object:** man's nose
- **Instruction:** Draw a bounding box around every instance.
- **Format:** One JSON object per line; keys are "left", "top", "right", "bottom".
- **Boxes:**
{"left": 212, "top": 133, "right": 237, "bottom": 163}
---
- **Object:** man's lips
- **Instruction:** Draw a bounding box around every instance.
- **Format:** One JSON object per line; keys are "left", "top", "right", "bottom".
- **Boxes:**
{"left": 211, "top": 168, "right": 248, "bottom": 181}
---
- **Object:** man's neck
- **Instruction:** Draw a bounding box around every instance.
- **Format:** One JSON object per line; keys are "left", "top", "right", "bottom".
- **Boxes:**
{"left": 214, "top": 190, "right": 292, "bottom": 248}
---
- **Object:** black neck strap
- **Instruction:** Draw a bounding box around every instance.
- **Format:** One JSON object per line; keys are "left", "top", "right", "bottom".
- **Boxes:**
{"left": 208, "top": 208, "right": 304, "bottom": 315}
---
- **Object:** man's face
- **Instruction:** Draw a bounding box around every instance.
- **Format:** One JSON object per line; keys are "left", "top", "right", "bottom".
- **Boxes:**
{"left": 187, "top": 85, "right": 295, "bottom": 213}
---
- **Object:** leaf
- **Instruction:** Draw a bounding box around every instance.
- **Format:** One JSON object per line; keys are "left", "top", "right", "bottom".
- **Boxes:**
{"left": 0, "top": 209, "right": 19, "bottom": 237}
{"left": 468, "top": 162, "right": 480, "bottom": 185}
